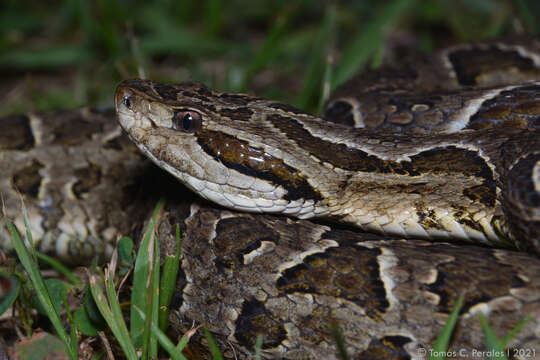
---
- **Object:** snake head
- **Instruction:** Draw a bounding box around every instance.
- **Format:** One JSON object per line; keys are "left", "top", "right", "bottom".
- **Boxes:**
{"left": 115, "top": 79, "right": 325, "bottom": 216}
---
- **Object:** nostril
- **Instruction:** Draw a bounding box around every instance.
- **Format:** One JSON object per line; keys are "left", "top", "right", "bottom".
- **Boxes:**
{"left": 122, "top": 94, "right": 133, "bottom": 109}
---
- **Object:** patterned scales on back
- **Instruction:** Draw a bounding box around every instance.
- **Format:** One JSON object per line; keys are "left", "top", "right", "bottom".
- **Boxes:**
{"left": 112, "top": 39, "right": 540, "bottom": 359}
{"left": 0, "top": 39, "right": 539, "bottom": 359}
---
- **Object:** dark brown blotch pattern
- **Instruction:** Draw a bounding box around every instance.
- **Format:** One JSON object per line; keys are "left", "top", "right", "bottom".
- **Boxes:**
{"left": 234, "top": 299, "right": 287, "bottom": 350}
{"left": 467, "top": 84, "right": 540, "bottom": 130}
{"left": 196, "top": 129, "right": 323, "bottom": 202}
{"left": 425, "top": 251, "right": 526, "bottom": 314}
{"left": 12, "top": 159, "right": 44, "bottom": 198}
{"left": 212, "top": 217, "right": 278, "bottom": 272}
{"left": 355, "top": 335, "right": 413, "bottom": 360}
{"left": 448, "top": 46, "right": 536, "bottom": 86}
{"left": 73, "top": 163, "right": 102, "bottom": 199}
{"left": 276, "top": 244, "right": 389, "bottom": 320}
{"left": 51, "top": 114, "right": 104, "bottom": 146}
{"left": 503, "top": 153, "right": 540, "bottom": 249}
{"left": 0, "top": 115, "right": 35, "bottom": 150}
{"left": 322, "top": 100, "right": 356, "bottom": 126}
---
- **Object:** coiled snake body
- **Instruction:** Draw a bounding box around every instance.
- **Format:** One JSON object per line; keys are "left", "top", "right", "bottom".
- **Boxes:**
{"left": 2, "top": 39, "right": 540, "bottom": 359}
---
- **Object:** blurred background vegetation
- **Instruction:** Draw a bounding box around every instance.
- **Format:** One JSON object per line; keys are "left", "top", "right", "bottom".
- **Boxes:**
{"left": 1, "top": 0, "right": 538, "bottom": 116}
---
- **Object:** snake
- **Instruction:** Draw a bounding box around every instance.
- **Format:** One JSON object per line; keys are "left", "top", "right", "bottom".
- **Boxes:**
{"left": 1, "top": 39, "right": 540, "bottom": 359}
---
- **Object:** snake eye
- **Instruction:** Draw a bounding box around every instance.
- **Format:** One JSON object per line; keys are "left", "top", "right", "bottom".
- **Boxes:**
{"left": 173, "top": 110, "right": 202, "bottom": 132}
{"left": 122, "top": 94, "right": 133, "bottom": 109}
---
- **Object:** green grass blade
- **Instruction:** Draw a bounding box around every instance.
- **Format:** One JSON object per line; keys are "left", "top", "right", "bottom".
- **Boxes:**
{"left": 159, "top": 224, "right": 182, "bottom": 332}
{"left": 149, "top": 224, "right": 161, "bottom": 358}
{"left": 8, "top": 220, "right": 77, "bottom": 359}
{"left": 203, "top": 326, "right": 224, "bottom": 360}
{"left": 89, "top": 271, "right": 138, "bottom": 360}
{"left": 254, "top": 334, "right": 263, "bottom": 360}
{"left": 317, "top": 53, "right": 335, "bottom": 115}
{"left": 30, "top": 278, "right": 71, "bottom": 316}
{"left": 430, "top": 294, "right": 464, "bottom": 360}
{"left": 134, "top": 306, "right": 189, "bottom": 360}
{"left": 104, "top": 256, "right": 136, "bottom": 357}
{"left": 175, "top": 325, "right": 201, "bottom": 354}
{"left": 478, "top": 313, "right": 507, "bottom": 360}
{"left": 296, "top": 3, "right": 336, "bottom": 110}
{"left": 36, "top": 252, "right": 81, "bottom": 286}
{"left": 22, "top": 208, "right": 37, "bottom": 259}
{"left": 64, "top": 293, "right": 78, "bottom": 359}
{"left": 135, "top": 218, "right": 153, "bottom": 358}
{"left": 127, "top": 24, "right": 148, "bottom": 80}
{"left": 501, "top": 316, "right": 532, "bottom": 347}
{"left": 74, "top": 306, "right": 99, "bottom": 337}
{"left": 130, "top": 199, "right": 165, "bottom": 347}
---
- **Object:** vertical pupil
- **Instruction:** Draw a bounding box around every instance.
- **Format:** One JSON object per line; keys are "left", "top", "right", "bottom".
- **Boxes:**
{"left": 122, "top": 95, "right": 131, "bottom": 109}
{"left": 183, "top": 113, "right": 193, "bottom": 130}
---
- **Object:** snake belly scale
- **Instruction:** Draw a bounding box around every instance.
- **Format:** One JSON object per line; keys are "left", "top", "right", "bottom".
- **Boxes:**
{"left": 1, "top": 39, "right": 539, "bottom": 359}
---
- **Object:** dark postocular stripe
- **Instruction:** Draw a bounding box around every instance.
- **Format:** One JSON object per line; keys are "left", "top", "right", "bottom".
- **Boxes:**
{"left": 0, "top": 115, "right": 35, "bottom": 150}
{"left": 276, "top": 244, "right": 389, "bottom": 320}
{"left": 448, "top": 46, "right": 536, "bottom": 86}
{"left": 196, "top": 129, "right": 323, "bottom": 202}
{"left": 271, "top": 114, "right": 494, "bottom": 180}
